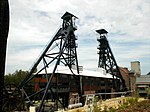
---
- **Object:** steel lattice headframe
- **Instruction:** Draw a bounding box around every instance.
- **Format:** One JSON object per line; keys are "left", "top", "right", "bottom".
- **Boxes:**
{"left": 19, "top": 12, "right": 82, "bottom": 111}
{"left": 96, "top": 29, "right": 127, "bottom": 91}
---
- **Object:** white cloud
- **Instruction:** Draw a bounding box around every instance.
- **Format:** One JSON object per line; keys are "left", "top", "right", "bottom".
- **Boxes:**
{"left": 6, "top": 0, "right": 150, "bottom": 75}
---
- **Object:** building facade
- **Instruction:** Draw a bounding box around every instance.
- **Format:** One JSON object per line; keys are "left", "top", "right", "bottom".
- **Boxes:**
{"left": 136, "top": 74, "right": 150, "bottom": 96}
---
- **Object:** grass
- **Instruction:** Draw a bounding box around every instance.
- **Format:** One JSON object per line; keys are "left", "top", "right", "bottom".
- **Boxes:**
{"left": 93, "top": 97, "right": 150, "bottom": 112}
{"left": 116, "top": 99, "right": 150, "bottom": 112}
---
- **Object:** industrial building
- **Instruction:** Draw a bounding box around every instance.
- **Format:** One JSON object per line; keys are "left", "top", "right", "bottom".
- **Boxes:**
{"left": 23, "top": 13, "right": 126, "bottom": 111}
{"left": 119, "top": 67, "right": 130, "bottom": 90}
{"left": 2, "top": 12, "right": 139, "bottom": 111}
{"left": 34, "top": 65, "right": 120, "bottom": 107}
{"left": 119, "top": 61, "right": 141, "bottom": 92}
{"left": 136, "top": 73, "right": 150, "bottom": 96}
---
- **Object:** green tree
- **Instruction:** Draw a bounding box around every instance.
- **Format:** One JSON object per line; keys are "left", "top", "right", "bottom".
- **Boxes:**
{"left": 4, "top": 69, "right": 28, "bottom": 85}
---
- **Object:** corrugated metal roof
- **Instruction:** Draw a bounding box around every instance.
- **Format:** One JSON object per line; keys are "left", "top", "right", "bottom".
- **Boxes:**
{"left": 136, "top": 75, "right": 150, "bottom": 84}
{"left": 36, "top": 65, "right": 114, "bottom": 79}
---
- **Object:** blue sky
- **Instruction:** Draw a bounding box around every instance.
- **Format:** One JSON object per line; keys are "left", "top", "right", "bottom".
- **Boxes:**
{"left": 6, "top": 0, "right": 150, "bottom": 75}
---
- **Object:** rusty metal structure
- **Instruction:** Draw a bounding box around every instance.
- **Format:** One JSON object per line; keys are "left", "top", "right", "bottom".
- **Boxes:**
{"left": 96, "top": 29, "right": 126, "bottom": 91}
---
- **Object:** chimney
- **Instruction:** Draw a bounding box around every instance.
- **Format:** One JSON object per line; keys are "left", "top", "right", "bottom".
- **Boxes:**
{"left": 131, "top": 61, "right": 141, "bottom": 77}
